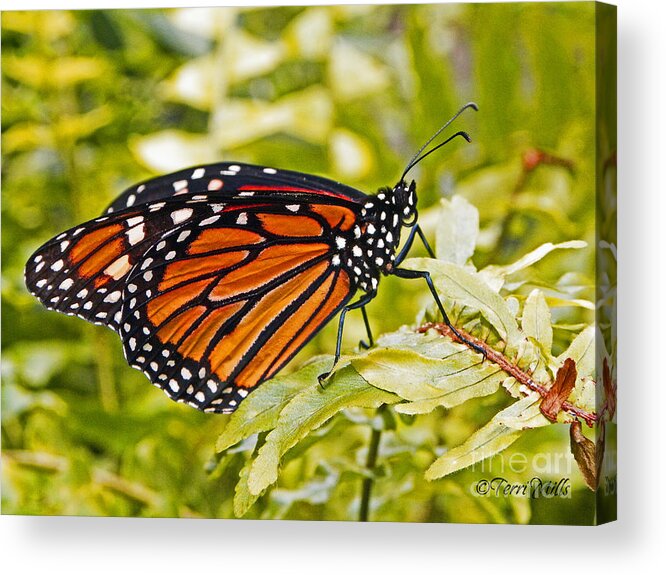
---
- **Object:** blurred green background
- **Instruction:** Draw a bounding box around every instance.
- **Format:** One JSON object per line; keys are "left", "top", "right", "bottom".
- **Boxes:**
{"left": 2, "top": 3, "right": 601, "bottom": 522}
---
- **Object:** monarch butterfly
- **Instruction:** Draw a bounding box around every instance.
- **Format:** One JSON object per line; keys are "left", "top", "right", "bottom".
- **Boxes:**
{"left": 24, "top": 103, "right": 481, "bottom": 413}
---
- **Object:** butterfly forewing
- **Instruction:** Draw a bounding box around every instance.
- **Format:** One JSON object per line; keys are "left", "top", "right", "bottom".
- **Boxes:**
{"left": 106, "top": 162, "right": 367, "bottom": 214}
{"left": 24, "top": 201, "right": 215, "bottom": 330}
{"left": 118, "top": 202, "right": 355, "bottom": 412}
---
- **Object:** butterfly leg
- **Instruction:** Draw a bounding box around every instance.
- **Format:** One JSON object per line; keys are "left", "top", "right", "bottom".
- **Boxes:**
{"left": 358, "top": 305, "right": 374, "bottom": 350}
{"left": 392, "top": 267, "right": 487, "bottom": 358}
{"left": 395, "top": 224, "right": 435, "bottom": 266}
{"left": 318, "top": 292, "right": 377, "bottom": 387}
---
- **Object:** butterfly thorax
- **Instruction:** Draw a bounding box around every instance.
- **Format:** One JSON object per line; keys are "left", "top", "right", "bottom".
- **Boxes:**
{"left": 331, "top": 180, "right": 416, "bottom": 294}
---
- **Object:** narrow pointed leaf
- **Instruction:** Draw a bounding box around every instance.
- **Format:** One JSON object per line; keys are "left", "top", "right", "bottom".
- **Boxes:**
{"left": 217, "top": 359, "right": 330, "bottom": 453}
{"left": 247, "top": 366, "right": 398, "bottom": 495}
{"left": 435, "top": 196, "right": 479, "bottom": 265}
{"left": 522, "top": 289, "right": 553, "bottom": 353}
{"left": 352, "top": 347, "right": 506, "bottom": 413}
{"left": 482, "top": 240, "right": 587, "bottom": 281}
{"left": 402, "top": 257, "right": 523, "bottom": 349}
{"left": 234, "top": 458, "right": 260, "bottom": 517}
{"left": 425, "top": 396, "right": 549, "bottom": 480}
{"left": 558, "top": 325, "right": 595, "bottom": 377}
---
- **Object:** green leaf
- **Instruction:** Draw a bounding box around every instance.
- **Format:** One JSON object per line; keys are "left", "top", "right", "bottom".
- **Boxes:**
{"left": 425, "top": 395, "right": 549, "bottom": 480}
{"left": 435, "top": 196, "right": 479, "bottom": 265}
{"left": 352, "top": 347, "right": 507, "bottom": 415}
{"left": 558, "top": 325, "right": 595, "bottom": 377}
{"left": 479, "top": 240, "right": 587, "bottom": 290}
{"left": 234, "top": 458, "right": 261, "bottom": 518}
{"left": 522, "top": 289, "right": 553, "bottom": 353}
{"left": 216, "top": 360, "right": 329, "bottom": 453}
{"left": 402, "top": 257, "right": 523, "bottom": 350}
{"left": 246, "top": 365, "right": 397, "bottom": 495}
{"left": 568, "top": 376, "right": 596, "bottom": 415}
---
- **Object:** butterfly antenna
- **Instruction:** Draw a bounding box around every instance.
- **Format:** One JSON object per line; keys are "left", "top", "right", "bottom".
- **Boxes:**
{"left": 401, "top": 102, "right": 478, "bottom": 181}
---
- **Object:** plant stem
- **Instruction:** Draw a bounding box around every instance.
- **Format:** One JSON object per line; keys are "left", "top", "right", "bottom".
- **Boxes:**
{"left": 95, "top": 330, "right": 119, "bottom": 413}
{"left": 418, "top": 322, "right": 598, "bottom": 426}
{"left": 359, "top": 405, "right": 385, "bottom": 522}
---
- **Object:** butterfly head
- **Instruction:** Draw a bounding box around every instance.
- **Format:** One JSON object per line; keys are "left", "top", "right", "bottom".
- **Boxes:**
{"left": 392, "top": 179, "right": 418, "bottom": 227}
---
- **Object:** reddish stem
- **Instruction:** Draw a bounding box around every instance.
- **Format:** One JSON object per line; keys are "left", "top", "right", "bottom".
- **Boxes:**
{"left": 417, "top": 322, "right": 598, "bottom": 427}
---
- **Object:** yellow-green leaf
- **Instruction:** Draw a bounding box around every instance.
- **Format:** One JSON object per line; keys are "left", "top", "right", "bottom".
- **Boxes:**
{"left": 558, "top": 325, "right": 595, "bottom": 377}
{"left": 402, "top": 257, "right": 523, "bottom": 349}
{"left": 247, "top": 365, "right": 397, "bottom": 495}
{"left": 435, "top": 196, "right": 479, "bottom": 265}
{"left": 216, "top": 360, "right": 328, "bottom": 453}
{"left": 522, "top": 289, "right": 553, "bottom": 353}
{"left": 425, "top": 395, "right": 549, "bottom": 480}
{"left": 352, "top": 347, "right": 505, "bottom": 413}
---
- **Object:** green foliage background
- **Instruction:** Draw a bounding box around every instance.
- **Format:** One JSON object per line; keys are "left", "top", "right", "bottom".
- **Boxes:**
{"left": 2, "top": 3, "right": 607, "bottom": 523}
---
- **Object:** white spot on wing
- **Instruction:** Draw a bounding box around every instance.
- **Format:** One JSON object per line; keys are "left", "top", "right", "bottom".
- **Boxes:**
{"left": 104, "top": 291, "right": 121, "bottom": 303}
{"left": 171, "top": 208, "right": 194, "bottom": 224}
{"left": 199, "top": 215, "right": 220, "bottom": 226}
{"left": 104, "top": 255, "right": 132, "bottom": 280}
{"left": 127, "top": 223, "right": 145, "bottom": 245}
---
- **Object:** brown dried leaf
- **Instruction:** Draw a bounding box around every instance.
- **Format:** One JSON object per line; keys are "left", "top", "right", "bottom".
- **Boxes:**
{"left": 596, "top": 421, "right": 606, "bottom": 486}
{"left": 570, "top": 420, "right": 598, "bottom": 490}
{"left": 603, "top": 358, "right": 617, "bottom": 420}
{"left": 540, "top": 357, "right": 577, "bottom": 422}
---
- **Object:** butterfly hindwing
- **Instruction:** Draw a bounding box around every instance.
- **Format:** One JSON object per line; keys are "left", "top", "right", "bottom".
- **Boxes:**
{"left": 118, "top": 202, "right": 356, "bottom": 412}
